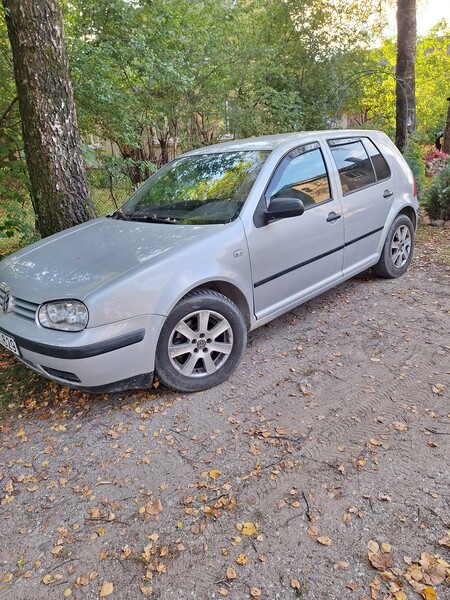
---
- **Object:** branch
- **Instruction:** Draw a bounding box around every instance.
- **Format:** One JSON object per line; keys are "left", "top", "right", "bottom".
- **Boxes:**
{"left": 0, "top": 95, "right": 18, "bottom": 128}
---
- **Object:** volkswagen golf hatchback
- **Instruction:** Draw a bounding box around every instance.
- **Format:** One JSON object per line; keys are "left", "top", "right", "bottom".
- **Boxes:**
{"left": 0, "top": 130, "right": 418, "bottom": 392}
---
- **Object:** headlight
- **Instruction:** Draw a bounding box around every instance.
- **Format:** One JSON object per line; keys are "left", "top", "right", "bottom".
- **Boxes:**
{"left": 38, "top": 300, "right": 89, "bottom": 332}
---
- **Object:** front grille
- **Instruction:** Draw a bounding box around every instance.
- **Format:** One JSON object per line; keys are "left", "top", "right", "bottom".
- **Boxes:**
{"left": 11, "top": 297, "right": 39, "bottom": 320}
{"left": 0, "top": 284, "right": 39, "bottom": 321}
{"left": 0, "top": 286, "right": 7, "bottom": 312}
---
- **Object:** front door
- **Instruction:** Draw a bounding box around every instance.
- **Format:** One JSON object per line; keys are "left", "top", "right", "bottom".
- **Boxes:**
{"left": 246, "top": 142, "right": 345, "bottom": 320}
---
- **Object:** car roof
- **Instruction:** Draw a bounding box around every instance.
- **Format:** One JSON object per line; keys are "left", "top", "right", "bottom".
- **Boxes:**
{"left": 184, "top": 130, "right": 386, "bottom": 155}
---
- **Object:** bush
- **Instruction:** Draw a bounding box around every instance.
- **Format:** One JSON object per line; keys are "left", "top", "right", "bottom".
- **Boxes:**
{"left": 424, "top": 145, "right": 449, "bottom": 178}
{"left": 403, "top": 136, "right": 426, "bottom": 200}
{"left": 424, "top": 163, "right": 450, "bottom": 221}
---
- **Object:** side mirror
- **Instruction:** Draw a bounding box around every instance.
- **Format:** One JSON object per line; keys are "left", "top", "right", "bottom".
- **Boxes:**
{"left": 264, "top": 197, "right": 305, "bottom": 222}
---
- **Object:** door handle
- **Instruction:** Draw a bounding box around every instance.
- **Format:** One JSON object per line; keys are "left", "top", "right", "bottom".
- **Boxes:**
{"left": 326, "top": 212, "right": 342, "bottom": 223}
{"left": 383, "top": 189, "right": 394, "bottom": 198}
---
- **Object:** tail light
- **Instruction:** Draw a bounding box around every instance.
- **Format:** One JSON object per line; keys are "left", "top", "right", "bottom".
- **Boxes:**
{"left": 413, "top": 179, "right": 418, "bottom": 197}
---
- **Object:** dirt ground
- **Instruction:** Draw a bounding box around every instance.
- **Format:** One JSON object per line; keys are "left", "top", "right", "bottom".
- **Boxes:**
{"left": 0, "top": 225, "right": 449, "bottom": 600}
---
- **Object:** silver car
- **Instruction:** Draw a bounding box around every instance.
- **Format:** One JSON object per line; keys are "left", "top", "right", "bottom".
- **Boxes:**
{"left": 0, "top": 130, "right": 418, "bottom": 392}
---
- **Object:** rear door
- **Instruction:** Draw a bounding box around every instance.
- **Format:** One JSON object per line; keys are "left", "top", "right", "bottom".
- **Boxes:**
{"left": 325, "top": 136, "right": 395, "bottom": 274}
{"left": 246, "top": 142, "right": 345, "bottom": 320}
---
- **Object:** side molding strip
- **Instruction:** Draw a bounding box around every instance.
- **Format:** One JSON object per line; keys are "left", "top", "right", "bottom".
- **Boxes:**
{"left": 254, "top": 226, "right": 384, "bottom": 288}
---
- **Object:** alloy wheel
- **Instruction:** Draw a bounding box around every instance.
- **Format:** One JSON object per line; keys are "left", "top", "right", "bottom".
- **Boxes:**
{"left": 390, "top": 224, "right": 411, "bottom": 268}
{"left": 168, "top": 309, "right": 233, "bottom": 377}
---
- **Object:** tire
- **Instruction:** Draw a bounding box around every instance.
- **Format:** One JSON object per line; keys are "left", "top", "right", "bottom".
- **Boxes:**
{"left": 155, "top": 290, "right": 247, "bottom": 392}
{"left": 372, "top": 215, "right": 415, "bottom": 279}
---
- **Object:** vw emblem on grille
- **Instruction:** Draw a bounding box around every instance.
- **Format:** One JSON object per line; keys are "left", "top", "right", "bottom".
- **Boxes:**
{"left": 2, "top": 289, "right": 11, "bottom": 314}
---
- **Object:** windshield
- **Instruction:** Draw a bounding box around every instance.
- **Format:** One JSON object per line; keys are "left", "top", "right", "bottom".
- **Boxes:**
{"left": 119, "top": 150, "right": 269, "bottom": 225}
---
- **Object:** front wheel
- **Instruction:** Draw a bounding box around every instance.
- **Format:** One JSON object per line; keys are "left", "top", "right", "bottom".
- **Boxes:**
{"left": 372, "top": 215, "right": 415, "bottom": 278}
{"left": 155, "top": 290, "right": 247, "bottom": 392}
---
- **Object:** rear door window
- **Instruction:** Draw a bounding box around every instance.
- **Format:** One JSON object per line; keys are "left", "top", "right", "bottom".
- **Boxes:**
{"left": 328, "top": 138, "right": 375, "bottom": 195}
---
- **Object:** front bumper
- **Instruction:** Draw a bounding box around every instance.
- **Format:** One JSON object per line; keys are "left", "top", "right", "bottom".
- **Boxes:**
{"left": 0, "top": 313, "right": 166, "bottom": 392}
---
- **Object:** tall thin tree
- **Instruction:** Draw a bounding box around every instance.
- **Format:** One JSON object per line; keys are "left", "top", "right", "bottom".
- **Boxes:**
{"left": 395, "top": 0, "right": 417, "bottom": 150}
{"left": 2, "top": 0, "right": 96, "bottom": 238}
{"left": 442, "top": 97, "right": 450, "bottom": 155}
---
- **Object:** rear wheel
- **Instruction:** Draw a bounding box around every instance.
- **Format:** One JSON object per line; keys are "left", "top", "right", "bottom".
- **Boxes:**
{"left": 372, "top": 215, "right": 414, "bottom": 278}
{"left": 155, "top": 290, "right": 247, "bottom": 392}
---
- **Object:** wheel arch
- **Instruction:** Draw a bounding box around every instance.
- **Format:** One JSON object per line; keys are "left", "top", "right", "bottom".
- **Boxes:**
{"left": 397, "top": 206, "right": 417, "bottom": 230}
{"left": 183, "top": 281, "right": 252, "bottom": 330}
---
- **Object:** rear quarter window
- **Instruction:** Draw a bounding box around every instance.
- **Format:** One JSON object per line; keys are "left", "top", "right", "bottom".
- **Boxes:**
{"left": 362, "top": 138, "right": 391, "bottom": 181}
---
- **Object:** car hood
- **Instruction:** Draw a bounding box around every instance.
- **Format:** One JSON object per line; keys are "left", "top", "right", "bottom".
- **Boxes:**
{"left": 0, "top": 218, "right": 221, "bottom": 303}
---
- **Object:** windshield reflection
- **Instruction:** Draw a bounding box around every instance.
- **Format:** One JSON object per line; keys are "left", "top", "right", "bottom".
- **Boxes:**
{"left": 119, "top": 151, "right": 269, "bottom": 225}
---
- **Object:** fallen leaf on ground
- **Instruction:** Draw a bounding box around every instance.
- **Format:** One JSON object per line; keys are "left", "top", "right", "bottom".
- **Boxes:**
{"left": 145, "top": 499, "right": 163, "bottom": 515}
{"left": 140, "top": 585, "right": 153, "bottom": 596}
{"left": 226, "top": 567, "right": 237, "bottom": 580}
{"left": 307, "top": 526, "right": 319, "bottom": 537}
{"left": 100, "top": 581, "right": 114, "bottom": 597}
{"left": 317, "top": 536, "right": 332, "bottom": 546}
{"left": 242, "top": 522, "right": 257, "bottom": 536}
{"left": 393, "top": 422, "right": 408, "bottom": 431}
{"left": 419, "top": 552, "right": 446, "bottom": 586}
{"left": 432, "top": 384, "right": 444, "bottom": 395}
{"left": 236, "top": 554, "right": 249, "bottom": 565}
{"left": 369, "top": 552, "right": 393, "bottom": 570}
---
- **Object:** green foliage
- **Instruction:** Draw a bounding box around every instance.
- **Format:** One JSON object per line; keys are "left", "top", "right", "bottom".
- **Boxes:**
{"left": 403, "top": 134, "right": 426, "bottom": 200}
{"left": 424, "top": 163, "right": 450, "bottom": 221}
{"left": 2, "top": 0, "right": 448, "bottom": 250}
{"left": 355, "top": 22, "right": 450, "bottom": 138}
{"left": 64, "top": 0, "right": 385, "bottom": 152}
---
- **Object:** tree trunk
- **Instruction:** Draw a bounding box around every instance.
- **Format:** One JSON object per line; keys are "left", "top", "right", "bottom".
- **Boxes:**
{"left": 442, "top": 98, "right": 450, "bottom": 155}
{"left": 2, "top": 0, "right": 96, "bottom": 238}
{"left": 395, "top": 0, "right": 416, "bottom": 151}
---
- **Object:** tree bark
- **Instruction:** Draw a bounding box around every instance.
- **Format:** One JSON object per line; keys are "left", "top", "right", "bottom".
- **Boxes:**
{"left": 2, "top": 0, "right": 96, "bottom": 238}
{"left": 395, "top": 0, "right": 416, "bottom": 151}
{"left": 442, "top": 98, "right": 450, "bottom": 155}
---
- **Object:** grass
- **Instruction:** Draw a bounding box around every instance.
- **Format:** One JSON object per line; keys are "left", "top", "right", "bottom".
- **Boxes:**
{"left": 0, "top": 348, "right": 48, "bottom": 413}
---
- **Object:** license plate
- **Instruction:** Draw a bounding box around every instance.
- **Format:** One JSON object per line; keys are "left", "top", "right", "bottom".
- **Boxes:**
{"left": 0, "top": 330, "right": 20, "bottom": 357}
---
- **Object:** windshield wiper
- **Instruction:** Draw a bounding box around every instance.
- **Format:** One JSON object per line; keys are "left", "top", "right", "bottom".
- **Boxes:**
{"left": 107, "top": 209, "right": 178, "bottom": 224}
{"left": 108, "top": 208, "right": 130, "bottom": 221}
{"left": 128, "top": 215, "right": 180, "bottom": 224}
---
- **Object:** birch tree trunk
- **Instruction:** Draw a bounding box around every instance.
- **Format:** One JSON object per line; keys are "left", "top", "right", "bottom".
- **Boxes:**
{"left": 2, "top": 0, "right": 96, "bottom": 238}
{"left": 395, "top": 0, "right": 416, "bottom": 151}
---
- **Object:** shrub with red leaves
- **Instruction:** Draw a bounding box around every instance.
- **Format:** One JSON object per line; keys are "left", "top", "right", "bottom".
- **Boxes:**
{"left": 424, "top": 145, "right": 449, "bottom": 177}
